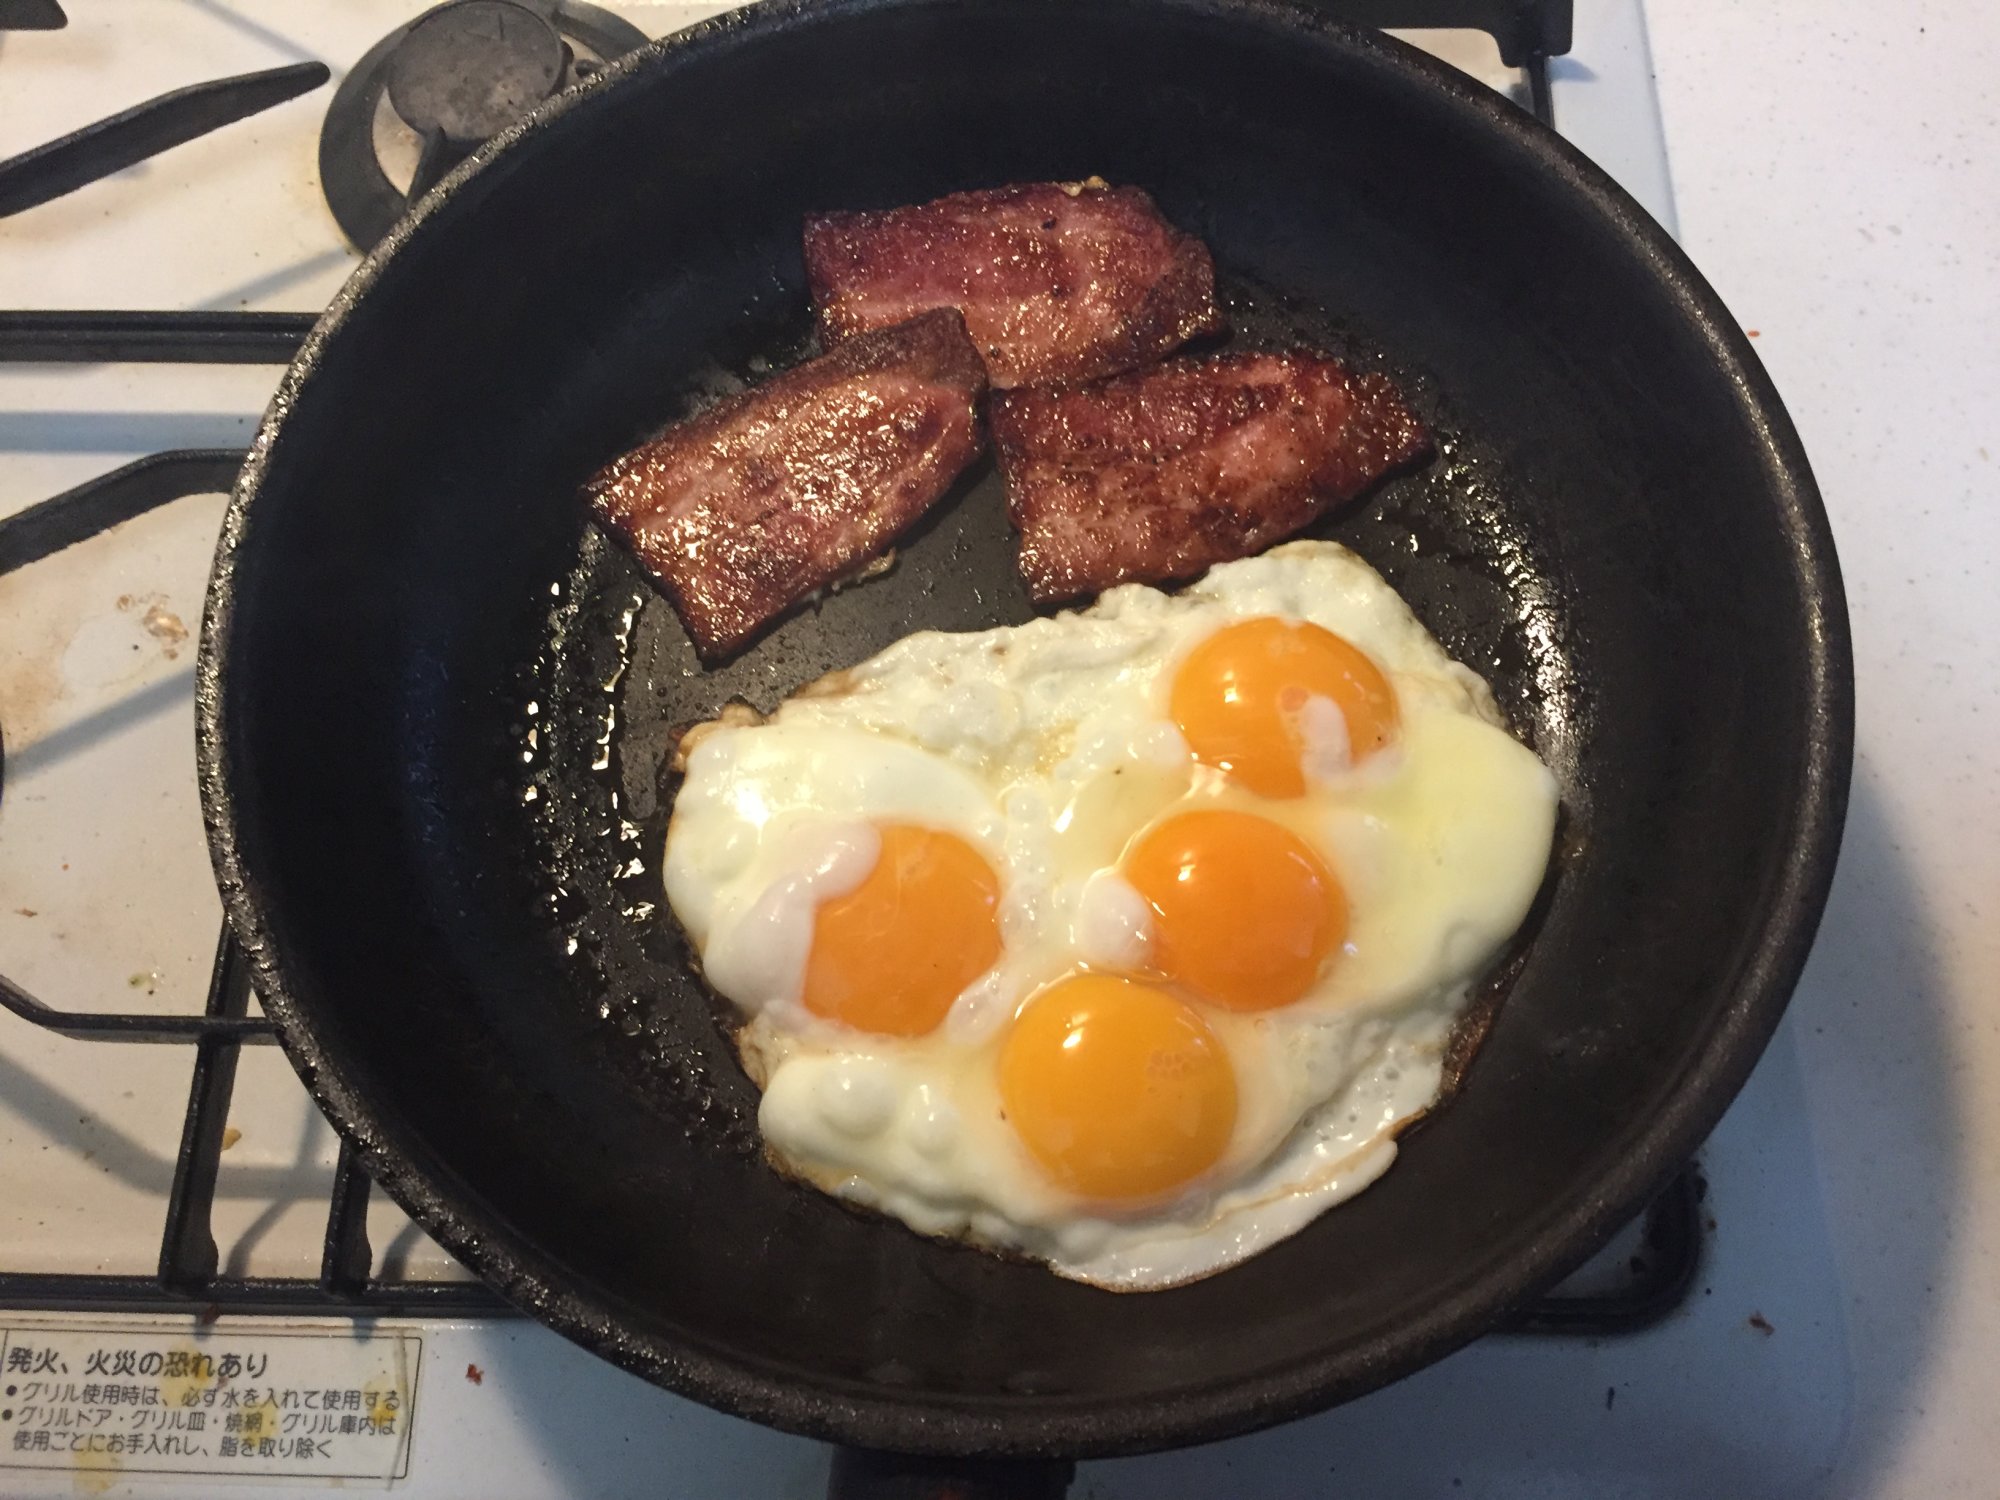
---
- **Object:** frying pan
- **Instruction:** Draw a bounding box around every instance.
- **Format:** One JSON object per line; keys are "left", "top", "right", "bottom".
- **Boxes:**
{"left": 194, "top": 0, "right": 1852, "bottom": 1489}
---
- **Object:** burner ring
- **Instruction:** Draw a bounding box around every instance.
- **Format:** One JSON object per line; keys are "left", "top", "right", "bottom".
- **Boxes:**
{"left": 388, "top": 1, "right": 567, "bottom": 146}
{"left": 318, "top": 0, "right": 646, "bottom": 253}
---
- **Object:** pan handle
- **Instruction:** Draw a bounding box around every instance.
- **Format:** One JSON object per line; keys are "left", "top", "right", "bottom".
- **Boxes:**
{"left": 826, "top": 1449, "right": 1075, "bottom": 1500}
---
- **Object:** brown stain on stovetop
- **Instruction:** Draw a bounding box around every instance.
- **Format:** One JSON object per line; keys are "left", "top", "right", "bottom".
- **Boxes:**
{"left": 0, "top": 586, "right": 194, "bottom": 751}
{"left": 137, "top": 599, "right": 190, "bottom": 655}
{"left": 0, "top": 577, "right": 80, "bottom": 748}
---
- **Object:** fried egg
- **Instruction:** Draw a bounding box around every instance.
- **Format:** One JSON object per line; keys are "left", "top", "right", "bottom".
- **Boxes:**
{"left": 662, "top": 540, "right": 1557, "bottom": 1289}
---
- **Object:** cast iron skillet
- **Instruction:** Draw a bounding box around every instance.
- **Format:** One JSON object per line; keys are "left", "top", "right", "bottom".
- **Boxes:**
{"left": 195, "top": 0, "right": 1852, "bottom": 1488}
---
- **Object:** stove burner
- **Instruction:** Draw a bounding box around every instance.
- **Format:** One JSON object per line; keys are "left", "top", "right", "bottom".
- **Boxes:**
{"left": 318, "top": 0, "right": 646, "bottom": 252}
{"left": 389, "top": 2, "right": 567, "bottom": 146}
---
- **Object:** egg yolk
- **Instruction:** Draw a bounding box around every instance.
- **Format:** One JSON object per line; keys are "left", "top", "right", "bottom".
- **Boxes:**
{"left": 1169, "top": 617, "right": 1398, "bottom": 798}
{"left": 801, "top": 824, "right": 1002, "bottom": 1037}
{"left": 1123, "top": 809, "right": 1346, "bottom": 1011}
{"left": 999, "top": 974, "right": 1237, "bottom": 1202}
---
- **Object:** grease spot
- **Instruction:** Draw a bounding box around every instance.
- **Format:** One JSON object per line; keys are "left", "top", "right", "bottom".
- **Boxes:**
{"left": 141, "top": 603, "right": 189, "bottom": 656}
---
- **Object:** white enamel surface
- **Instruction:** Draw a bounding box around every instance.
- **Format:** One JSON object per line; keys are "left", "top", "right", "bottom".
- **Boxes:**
{"left": 1645, "top": 3, "right": 2000, "bottom": 1495}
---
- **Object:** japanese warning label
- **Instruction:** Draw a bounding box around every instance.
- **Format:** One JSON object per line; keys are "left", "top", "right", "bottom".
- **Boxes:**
{"left": 0, "top": 1322, "right": 420, "bottom": 1481}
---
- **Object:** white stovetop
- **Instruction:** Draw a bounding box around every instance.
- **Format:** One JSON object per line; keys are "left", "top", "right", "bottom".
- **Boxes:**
{"left": 1645, "top": 3, "right": 2000, "bottom": 1495}
{"left": 0, "top": 2, "right": 1994, "bottom": 1496}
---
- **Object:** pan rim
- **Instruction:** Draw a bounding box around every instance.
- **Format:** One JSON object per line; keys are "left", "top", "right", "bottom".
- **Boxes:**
{"left": 195, "top": 0, "right": 1854, "bottom": 1458}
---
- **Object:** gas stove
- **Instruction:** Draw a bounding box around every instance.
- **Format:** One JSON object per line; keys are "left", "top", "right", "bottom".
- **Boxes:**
{"left": 0, "top": 4, "right": 1850, "bottom": 1495}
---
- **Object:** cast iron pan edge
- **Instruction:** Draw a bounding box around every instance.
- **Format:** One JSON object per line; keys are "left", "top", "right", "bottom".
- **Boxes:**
{"left": 194, "top": 0, "right": 1854, "bottom": 1459}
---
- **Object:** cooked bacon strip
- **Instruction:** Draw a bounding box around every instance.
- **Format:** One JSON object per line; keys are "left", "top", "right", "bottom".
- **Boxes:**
{"left": 804, "top": 180, "right": 1224, "bottom": 390}
{"left": 990, "top": 351, "right": 1431, "bottom": 602}
{"left": 585, "top": 309, "right": 986, "bottom": 659}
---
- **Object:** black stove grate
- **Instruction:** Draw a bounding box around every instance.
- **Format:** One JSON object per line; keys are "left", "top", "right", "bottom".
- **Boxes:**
{"left": 0, "top": 448, "right": 505, "bottom": 1317}
{"left": 0, "top": 0, "right": 1697, "bottom": 1339}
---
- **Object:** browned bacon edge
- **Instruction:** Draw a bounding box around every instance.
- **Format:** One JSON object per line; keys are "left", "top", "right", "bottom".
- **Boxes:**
{"left": 990, "top": 350, "right": 1433, "bottom": 602}
{"left": 584, "top": 309, "right": 986, "bottom": 660}
{"left": 804, "top": 179, "right": 1225, "bottom": 390}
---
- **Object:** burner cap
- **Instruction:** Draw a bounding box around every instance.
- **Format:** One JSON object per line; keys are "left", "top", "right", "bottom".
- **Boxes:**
{"left": 387, "top": 1, "right": 565, "bottom": 146}
{"left": 318, "top": 0, "right": 647, "bottom": 252}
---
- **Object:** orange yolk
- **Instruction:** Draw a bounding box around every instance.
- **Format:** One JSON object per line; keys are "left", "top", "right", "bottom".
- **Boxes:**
{"left": 801, "top": 824, "right": 1002, "bottom": 1037}
{"left": 1123, "top": 809, "right": 1346, "bottom": 1011}
{"left": 1169, "top": 617, "right": 1398, "bottom": 798}
{"left": 999, "top": 974, "right": 1237, "bottom": 1202}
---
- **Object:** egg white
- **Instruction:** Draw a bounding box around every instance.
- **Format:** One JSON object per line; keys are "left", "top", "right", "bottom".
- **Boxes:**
{"left": 661, "top": 540, "right": 1559, "bottom": 1289}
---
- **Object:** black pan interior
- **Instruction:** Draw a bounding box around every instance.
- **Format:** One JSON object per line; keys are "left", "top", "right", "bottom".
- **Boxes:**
{"left": 200, "top": 0, "right": 1848, "bottom": 1458}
